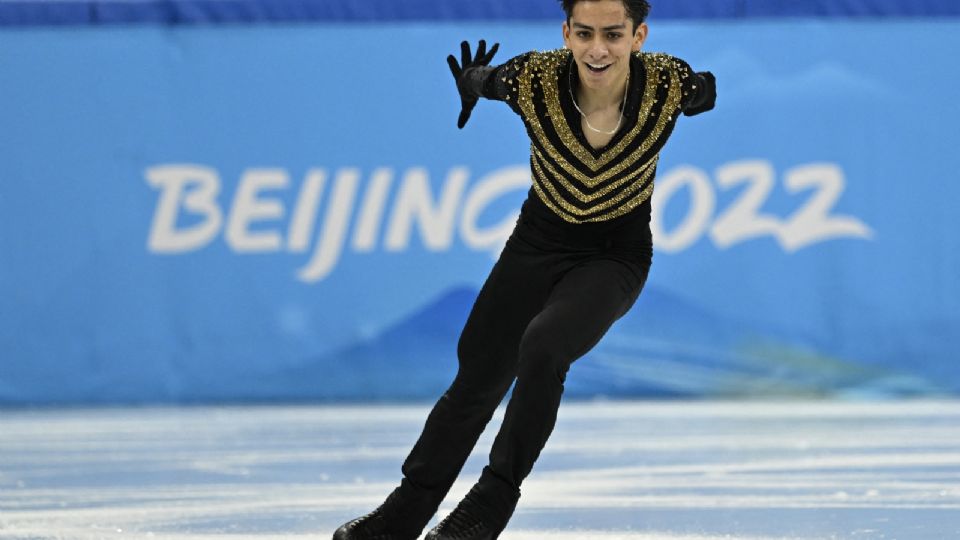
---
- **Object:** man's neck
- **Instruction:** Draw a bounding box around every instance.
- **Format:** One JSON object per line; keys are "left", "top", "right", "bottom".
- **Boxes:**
{"left": 577, "top": 69, "right": 629, "bottom": 112}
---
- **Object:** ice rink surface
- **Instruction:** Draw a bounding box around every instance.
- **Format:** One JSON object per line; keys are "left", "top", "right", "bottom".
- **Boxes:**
{"left": 2, "top": 400, "right": 959, "bottom": 540}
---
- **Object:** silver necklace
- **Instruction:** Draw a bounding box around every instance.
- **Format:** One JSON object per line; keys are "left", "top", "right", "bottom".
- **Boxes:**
{"left": 568, "top": 58, "right": 630, "bottom": 136}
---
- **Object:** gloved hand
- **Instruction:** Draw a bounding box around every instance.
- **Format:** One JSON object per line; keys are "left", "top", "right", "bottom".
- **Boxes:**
{"left": 447, "top": 39, "right": 500, "bottom": 129}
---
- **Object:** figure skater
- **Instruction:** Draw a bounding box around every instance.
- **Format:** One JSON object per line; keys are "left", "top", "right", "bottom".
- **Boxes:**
{"left": 334, "top": 1, "right": 715, "bottom": 538}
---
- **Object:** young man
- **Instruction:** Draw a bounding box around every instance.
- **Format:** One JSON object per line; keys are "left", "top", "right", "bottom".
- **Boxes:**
{"left": 334, "top": 1, "right": 715, "bottom": 538}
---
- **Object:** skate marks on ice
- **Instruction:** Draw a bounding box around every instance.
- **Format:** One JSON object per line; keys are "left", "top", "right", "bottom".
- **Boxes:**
{"left": 1, "top": 401, "right": 959, "bottom": 539}
{"left": 0, "top": 405, "right": 426, "bottom": 539}
{"left": 507, "top": 401, "right": 960, "bottom": 539}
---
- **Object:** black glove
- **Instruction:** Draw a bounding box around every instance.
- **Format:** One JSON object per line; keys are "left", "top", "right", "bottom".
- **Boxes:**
{"left": 447, "top": 39, "right": 499, "bottom": 129}
{"left": 683, "top": 71, "right": 717, "bottom": 117}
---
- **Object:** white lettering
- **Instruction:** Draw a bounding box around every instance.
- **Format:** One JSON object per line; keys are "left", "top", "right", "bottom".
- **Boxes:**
{"left": 653, "top": 160, "right": 873, "bottom": 253}
{"left": 145, "top": 164, "right": 222, "bottom": 253}
{"left": 385, "top": 167, "right": 468, "bottom": 252}
{"left": 461, "top": 166, "right": 529, "bottom": 257}
{"left": 226, "top": 169, "right": 288, "bottom": 252}
{"left": 288, "top": 169, "right": 326, "bottom": 252}
{"left": 779, "top": 163, "right": 873, "bottom": 251}
{"left": 145, "top": 160, "right": 875, "bottom": 283}
{"left": 298, "top": 168, "right": 360, "bottom": 282}
{"left": 651, "top": 166, "right": 715, "bottom": 253}
{"left": 352, "top": 168, "right": 394, "bottom": 252}
{"left": 710, "top": 160, "right": 783, "bottom": 248}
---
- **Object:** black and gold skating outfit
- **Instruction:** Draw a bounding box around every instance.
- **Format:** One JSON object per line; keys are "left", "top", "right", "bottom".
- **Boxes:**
{"left": 493, "top": 48, "right": 714, "bottom": 225}
{"left": 334, "top": 46, "right": 715, "bottom": 540}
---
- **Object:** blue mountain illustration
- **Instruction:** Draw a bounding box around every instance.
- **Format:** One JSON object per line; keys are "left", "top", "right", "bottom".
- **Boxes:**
{"left": 265, "top": 285, "right": 475, "bottom": 401}
{"left": 568, "top": 288, "right": 942, "bottom": 399}
{"left": 270, "top": 285, "right": 942, "bottom": 402}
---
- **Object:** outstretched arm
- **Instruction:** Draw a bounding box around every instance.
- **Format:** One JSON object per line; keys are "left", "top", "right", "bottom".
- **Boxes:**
{"left": 683, "top": 70, "right": 717, "bottom": 117}
{"left": 447, "top": 40, "right": 499, "bottom": 129}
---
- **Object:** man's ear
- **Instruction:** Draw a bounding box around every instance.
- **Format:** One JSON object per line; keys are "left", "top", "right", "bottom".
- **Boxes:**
{"left": 562, "top": 20, "right": 572, "bottom": 49}
{"left": 633, "top": 22, "right": 649, "bottom": 51}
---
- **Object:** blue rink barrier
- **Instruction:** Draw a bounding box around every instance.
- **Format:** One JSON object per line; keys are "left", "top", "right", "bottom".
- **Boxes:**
{"left": 2, "top": 0, "right": 960, "bottom": 26}
{"left": 1, "top": 19, "right": 959, "bottom": 404}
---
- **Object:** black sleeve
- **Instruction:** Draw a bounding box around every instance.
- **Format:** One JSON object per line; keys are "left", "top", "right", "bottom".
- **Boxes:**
{"left": 668, "top": 55, "right": 716, "bottom": 117}
{"left": 458, "top": 52, "right": 532, "bottom": 115}
{"left": 484, "top": 53, "right": 530, "bottom": 99}
{"left": 683, "top": 71, "right": 716, "bottom": 116}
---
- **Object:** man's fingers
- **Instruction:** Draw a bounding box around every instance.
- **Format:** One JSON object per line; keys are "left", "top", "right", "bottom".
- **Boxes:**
{"left": 458, "top": 97, "right": 478, "bottom": 129}
{"left": 452, "top": 39, "right": 489, "bottom": 129}
{"left": 460, "top": 41, "right": 472, "bottom": 70}
{"left": 447, "top": 54, "right": 461, "bottom": 78}
{"left": 458, "top": 109, "right": 471, "bottom": 129}
{"left": 456, "top": 39, "right": 497, "bottom": 72}
{"left": 482, "top": 42, "right": 499, "bottom": 65}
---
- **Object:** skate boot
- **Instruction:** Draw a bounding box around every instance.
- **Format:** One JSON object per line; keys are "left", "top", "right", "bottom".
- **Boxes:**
{"left": 333, "top": 479, "right": 439, "bottom": 540}
{"left": 425, "top": 469, "right": 519, "bottom": 540}
{"left": 424, "top": 495, "right": 496, "bottom": 540}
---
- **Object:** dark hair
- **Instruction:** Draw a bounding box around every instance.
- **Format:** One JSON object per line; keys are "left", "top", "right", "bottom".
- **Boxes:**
{"left": 558, "top": 0, "right": 651, "bottom": 28}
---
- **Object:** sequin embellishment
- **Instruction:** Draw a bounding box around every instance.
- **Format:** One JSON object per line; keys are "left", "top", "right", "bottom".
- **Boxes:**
{"left": 511, "top": 49, "right": 690, "bottom": 223}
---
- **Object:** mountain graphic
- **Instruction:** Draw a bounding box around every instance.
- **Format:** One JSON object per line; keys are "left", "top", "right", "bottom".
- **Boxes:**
{"left": 262, "top": 285, "right": 475, "bottom": 401}
{"left": 266, "top": 285, "right": 942, "bottom": 402}
{"left": 568, "top": 288, "right": 941, "bottom": 399}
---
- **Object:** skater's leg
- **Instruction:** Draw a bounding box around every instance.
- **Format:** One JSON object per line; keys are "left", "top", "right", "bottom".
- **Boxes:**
{"left": 489, "top": 256, "right": 648, "bottom": 488}
{"left": 400, "top": 230, "right": 557, "bottom": 501}
{"left": 426, "top": 254, "right": 650, "bottom": 540}
{"left": 332, "top": 225, "right": 558, "bottom": 539}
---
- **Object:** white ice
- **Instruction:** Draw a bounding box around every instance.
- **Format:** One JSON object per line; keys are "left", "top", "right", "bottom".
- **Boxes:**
{"left": 2, "top": 401, "right": 959, "bottom": 539}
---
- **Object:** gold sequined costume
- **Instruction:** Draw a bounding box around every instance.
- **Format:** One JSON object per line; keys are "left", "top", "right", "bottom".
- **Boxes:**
{"left": 334, "top": 44, "right": 716, "bottom": 540}
{"left": 487, "top": 48, "right": 715, "bottom": 228}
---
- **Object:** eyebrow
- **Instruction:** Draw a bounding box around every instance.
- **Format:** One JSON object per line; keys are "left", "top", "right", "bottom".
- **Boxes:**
{"left": 572, "top": 22, "right": 627, "bottom": 31}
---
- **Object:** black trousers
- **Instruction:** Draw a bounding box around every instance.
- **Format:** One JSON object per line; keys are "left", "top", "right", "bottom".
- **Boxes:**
{"left": 400, "top": 206, "right": 652, "bottom": 520}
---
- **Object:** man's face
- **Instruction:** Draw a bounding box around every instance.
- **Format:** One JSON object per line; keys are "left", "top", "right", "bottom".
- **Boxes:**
{"left": 562, "top": 0, "right": 648, "bottom": 92}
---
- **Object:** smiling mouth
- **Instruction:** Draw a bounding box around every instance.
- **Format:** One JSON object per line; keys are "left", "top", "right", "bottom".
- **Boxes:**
{"left": 586, "top": 62, "right": 612, "bottom": 74}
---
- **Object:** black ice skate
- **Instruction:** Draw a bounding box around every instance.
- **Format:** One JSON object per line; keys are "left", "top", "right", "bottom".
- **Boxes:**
{"left": 424, "top": 496, "right": 503, "bottom": 540}
{"left": 332, "top": 508, "right": 415, "bottom": 540}
{"left": 425, "top": 467, "right": 519, "bottom": 540}
{"left": 332, "top": 481, "right": 437, "bottom": 540}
